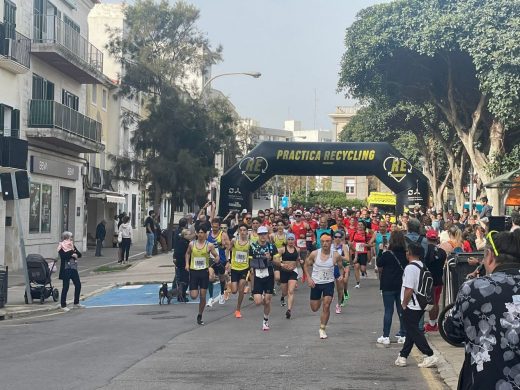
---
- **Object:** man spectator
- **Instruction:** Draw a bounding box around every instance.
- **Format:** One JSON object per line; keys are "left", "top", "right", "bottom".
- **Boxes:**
{"left": 453, "top": 212, "right": 465, "bottom": 231}
{"left": 173, "top": 218, "right": 194, "bottom": 302}
{"left": 423, "top": 230, "right": 447, "bottom": 332}
{"left": 510, "top": 211, "right": 520, "bottom": 232}
{"left": 195, "top": 202, "right": 212, "bottom": 233}
{"left": 405, "top": 217, "right": 428, "bottom": 258}
{"left": 395, "top": 241, "right": 437, "bottom": 368}
{"left": 112, "top": 215, "right": 119, "bottom": 248}
{"left": 479, "top": 196, "right": 493, "bottom": 218}
{"left": 144, "top": 210, "right": 155, "bottom": 258}
{"left": 442, "top": 229, "right": 520, "bottom": 389}
{"left": 95, "top": 220, "right": 106, "bottom": 257}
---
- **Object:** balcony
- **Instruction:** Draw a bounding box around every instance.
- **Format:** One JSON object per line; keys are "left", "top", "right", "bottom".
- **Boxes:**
{"left": 31, "top": 15, "right": 104, "bottom": 84}
{"left": 26, "top": 100, "right": 104, "bottom": 153}
{"left": 0, "top": 22, "right": 31, "bottom": 74}
{"left": 0, "top": 137, "right": 28, "bottom": 173}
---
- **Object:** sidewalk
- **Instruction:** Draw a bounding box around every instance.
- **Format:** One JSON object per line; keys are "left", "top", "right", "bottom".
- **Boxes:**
{"left": 0, "top": 252, "right": 465, "bottom": 389}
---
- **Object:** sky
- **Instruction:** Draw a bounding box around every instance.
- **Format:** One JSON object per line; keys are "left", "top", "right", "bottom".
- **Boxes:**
{"left": 183, "top": 0, "right": 386, "bottom": 130}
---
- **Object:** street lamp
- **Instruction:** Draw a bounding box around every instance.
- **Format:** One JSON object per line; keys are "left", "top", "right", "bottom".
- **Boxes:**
{"left": 201, "top": 72, "right": 261, "bottom": 96}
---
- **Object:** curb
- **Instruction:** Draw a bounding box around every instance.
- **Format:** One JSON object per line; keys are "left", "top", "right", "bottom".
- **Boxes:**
{"left": 428, "top": 338, "right": 460, "bottom": 390}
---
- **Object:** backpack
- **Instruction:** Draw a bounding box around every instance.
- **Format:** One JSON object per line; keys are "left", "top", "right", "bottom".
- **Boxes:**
{"left": 409, "top": 262, "right": 434, "bottom": 311}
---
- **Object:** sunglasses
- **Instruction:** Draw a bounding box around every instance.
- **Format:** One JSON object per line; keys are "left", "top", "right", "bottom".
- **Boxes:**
{"left": 486, "top": 230, "right": 499, "bottom": 257}
{"left": 334, "top": 236, "right": 342, "bottom": 239}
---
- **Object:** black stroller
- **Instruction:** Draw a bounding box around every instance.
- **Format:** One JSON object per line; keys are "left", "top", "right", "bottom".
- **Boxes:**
{"left": 24, "top": 254, "right": 60, "bottom": 304}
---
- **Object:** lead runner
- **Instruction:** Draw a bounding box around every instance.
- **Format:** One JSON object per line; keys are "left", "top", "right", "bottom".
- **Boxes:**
{"left": 304, "top": 231, "right": 344, "bottom": 339}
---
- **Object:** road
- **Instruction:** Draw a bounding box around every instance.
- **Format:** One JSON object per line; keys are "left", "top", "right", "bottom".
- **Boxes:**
{"left": 0, "top": 272, "right": 447, "bottom": 390}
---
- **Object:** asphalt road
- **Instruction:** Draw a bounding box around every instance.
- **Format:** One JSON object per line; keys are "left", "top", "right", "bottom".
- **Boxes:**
{"left": 0, "top": 274, "right": 447, "bottom": 390}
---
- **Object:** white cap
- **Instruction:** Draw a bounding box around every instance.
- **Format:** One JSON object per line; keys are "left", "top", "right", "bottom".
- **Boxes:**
{"left": 257, "top": 226, "right": 269, "bottom": 234}
{"left": 241, "top": 209, "right": 248, "bottom": 214}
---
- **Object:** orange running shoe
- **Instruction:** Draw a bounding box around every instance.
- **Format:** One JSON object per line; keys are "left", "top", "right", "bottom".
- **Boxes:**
{"left": 235, "top": 310, "right": 242, "bottom": 319}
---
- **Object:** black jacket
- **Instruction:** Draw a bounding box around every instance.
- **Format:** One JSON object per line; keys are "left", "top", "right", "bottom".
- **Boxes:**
{"left": 95, "top": 223, "right": 106, "bottom": 240}
{"left": 58, "top": 246, "right": 82, "bottom": 280}
{"left": 377, "top": 249, "right": 407, "bottom": 291}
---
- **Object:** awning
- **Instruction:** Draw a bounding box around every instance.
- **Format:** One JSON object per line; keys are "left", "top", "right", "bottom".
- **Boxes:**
{"left": 87, "top": 190, "right": 126, "bottom": 204}
{"left": 506, "top": 177, "right": 520, "bottom": 206}
{"left": 483, "top": 167, "right": 520, "bottom": 189}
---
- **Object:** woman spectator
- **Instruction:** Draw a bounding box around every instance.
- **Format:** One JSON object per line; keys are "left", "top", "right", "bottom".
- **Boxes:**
{"left": 376, "top": 230, "right": 408, "bottom": 345}
{"left": 462, "top": 226, "right": 476, "bottom": 253}
{"left": 440, "top": 226, "right": 464, "bottom": 255}
{"left": 474, "top": 225, "right": 487, "bottom": 250}
{"left": 119, "top": 216, "right": 133, "bottom": 263}
{"left": 58, "top": 231, "right": 83, "bottom": 311}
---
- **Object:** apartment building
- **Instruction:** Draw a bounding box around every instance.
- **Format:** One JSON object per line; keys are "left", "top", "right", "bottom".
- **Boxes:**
{"left": 0, "top": 0, "right": 110, "bottom": 269}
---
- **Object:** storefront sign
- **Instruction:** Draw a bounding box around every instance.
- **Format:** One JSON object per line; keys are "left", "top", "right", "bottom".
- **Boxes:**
{"left": 30, "top": 156, "right": 79, "bottom": 180}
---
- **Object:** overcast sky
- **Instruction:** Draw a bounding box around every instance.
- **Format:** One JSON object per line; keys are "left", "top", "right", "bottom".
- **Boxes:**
{"left": 184, "top": 0, "right": 386, "bottom": 130}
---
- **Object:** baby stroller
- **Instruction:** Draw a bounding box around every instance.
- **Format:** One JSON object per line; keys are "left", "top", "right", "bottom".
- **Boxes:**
{"left": 24, "top": 254, "right": 60, "bottom": 304}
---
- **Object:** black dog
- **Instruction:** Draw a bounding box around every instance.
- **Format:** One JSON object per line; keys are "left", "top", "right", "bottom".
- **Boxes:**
{"left": 159, "top": 283, "right": 172, "bottom": 305}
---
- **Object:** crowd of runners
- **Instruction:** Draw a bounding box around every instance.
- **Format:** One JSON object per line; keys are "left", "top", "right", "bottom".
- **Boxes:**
{"left": 172, "top": 201, "right": 519, "bottom": 349}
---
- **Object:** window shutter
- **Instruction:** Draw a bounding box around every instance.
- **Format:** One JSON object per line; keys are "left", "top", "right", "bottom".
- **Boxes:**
{"left": 0, "top": 104, "right": 4, "bottom": 132}
{"left": 11, "top": 109, "right": 20, "bottom": 137}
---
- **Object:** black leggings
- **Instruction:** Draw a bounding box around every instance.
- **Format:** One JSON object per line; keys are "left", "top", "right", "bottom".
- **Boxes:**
{"left": 120, "top": 238, "right": 131, "bottom": 261}
{"left": 61, "top": 268, "right": 81, "bottom": 307}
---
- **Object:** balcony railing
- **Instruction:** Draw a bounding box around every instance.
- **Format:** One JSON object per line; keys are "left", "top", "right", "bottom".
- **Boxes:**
{"left": 0, "top": 22, "right": 31, "bottom": 70}
{"left": 32, "top": 14, "right": 102, "bottom": 72}
{"left": 28, "top": 100, "right": 102, "bottom": 143}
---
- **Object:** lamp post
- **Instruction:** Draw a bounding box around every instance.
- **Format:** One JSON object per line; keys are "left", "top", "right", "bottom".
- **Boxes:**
{"left": 200, "top": 72, "right": 261, "bottom": 97}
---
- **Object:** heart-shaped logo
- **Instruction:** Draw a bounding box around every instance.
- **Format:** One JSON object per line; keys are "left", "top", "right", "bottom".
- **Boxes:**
{"left": 383, "top": 156, "right": 412, "bottom": 183}
{"left": 238, "top": 156, "right": 268, "bottom": 182}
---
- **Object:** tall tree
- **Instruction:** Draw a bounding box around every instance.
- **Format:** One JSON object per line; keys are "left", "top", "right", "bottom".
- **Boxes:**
{"left": 338, "top": 0, "right": 520, "bottom": 213}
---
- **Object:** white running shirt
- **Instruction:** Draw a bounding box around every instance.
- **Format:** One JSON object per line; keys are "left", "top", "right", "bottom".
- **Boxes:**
{"left": 311, "top": 249, "right": 335, "bottom": 284}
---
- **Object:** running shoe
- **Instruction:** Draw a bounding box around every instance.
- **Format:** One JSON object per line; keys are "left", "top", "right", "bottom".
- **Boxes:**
{"left": 355, "top": 283, "right": 360, "bottom": 289}
{"left": 377, "top": 336, "right": 390, "bottom": 346}
{"left": 197, "top": 314, "right": 204, "bottom": 325}
{"left": 285, "top": 309, "right": 291, "bottom": 319}
{"left": 73, "top": 303, "right": 85, "bottom": 309}
{"left": 395, "top": 356, "right": 407, "bottom": 367}
{"left": 418, "top": 355, "right": 438, "bottom": 368}
{"left": 235, "top": 310, "right": 242, "bottom": 319}
{"left": 319, "top": 328, "right": 328, "bottom": 339}
{"left": 335, "top": 304, "right": 341, "bottom": 314}
{"left": 280, "top": 296, "right": 286, "bottom": 307}
{"left": 60, "top": 306, "right": 70, "bottom": 312}
{"left": 424, "top": 323, "right": 438, "bottom": 332}
{"left": 397, "top": 336, "right": 406, "bottom": 344}
{"left": 262, "top": 321, "right": 270, "bottom": 331}
{"left": 272, "top": 288, "right": 277, "bottom": 296}
{"left": 218, "top": 295, "right": 225, "bottom": 305}
{"left": 206, "top": 298, "right": 213, "bottom": 308}
{"left": 344, "top": 291, "right": 350, "bottom": 301}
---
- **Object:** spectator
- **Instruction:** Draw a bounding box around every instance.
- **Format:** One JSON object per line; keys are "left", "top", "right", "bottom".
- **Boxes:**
{"left": 144, "top": 210, "right": 155, "bottom": 258}
{"left": 511, "top": 212, "right": 520, "bottom": 232}
{"left": 58, "top": 231, "right": 83, "bottom": 311}
{"left": 479, "top": 196, "right": 493, "bottom": 218}
{"left": 442, "top": 229, "right": 520, "bottom": 389}
{"left": 423, "top": 229, "right": 447, "bottom": 332}
{"left": 440, "top": 225, "right": 464, "bottom": 255}
{"left": 395, "top": 241, "right": 438, "bottom": 368}
{"left": 112, "top": 215, "right": 119, "bottom": 248}
{"left": 474, "top": 225, "right": 487, "bottom": 250}
{"left": 119, "top": 216, "right": 133, "bottom": 263}
{"left": 453, "top": 213, "right": 465, "bottom": 231}
{"left": 376, "top": 230, "right": 407, "bottom": 346}
{"left": 405, "top": 218, "right": 428, "bottom": 258}
{"left": 95, "top": 219, "right": 106, "bottom": 257}
{"left": 173, "top": 223, "right": 194, "bottom": 302}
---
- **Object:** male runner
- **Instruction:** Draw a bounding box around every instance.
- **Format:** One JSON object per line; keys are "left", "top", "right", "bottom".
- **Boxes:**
{"left": 229, "top": 223, "right": 250, "bottom": 318}
{"left": 332, "top": 230, "right": 350, "bottom": 312}
{"left": 304, "top": 232, "right": 344, "bottom": 339}
{"left": 185, "top": 226, "right": 219, "bottom": 325}
{"left": 249, "top": 225, "right": 280, "bottom": 330}
{"left": 207, "top": 218, "right": 230, "bottom": 306}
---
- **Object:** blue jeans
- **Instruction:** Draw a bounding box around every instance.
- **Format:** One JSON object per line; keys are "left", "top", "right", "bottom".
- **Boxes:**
{"left": 382, "top": 290, "right": 406, "bottom": 337}
{"left": 146, "top": 233, "right": 155, "bottom": 256}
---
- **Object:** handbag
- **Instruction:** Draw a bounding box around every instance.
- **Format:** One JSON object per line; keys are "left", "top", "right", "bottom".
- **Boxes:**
{"left": 118, "top": 231, "right": 123, "bottom": 243}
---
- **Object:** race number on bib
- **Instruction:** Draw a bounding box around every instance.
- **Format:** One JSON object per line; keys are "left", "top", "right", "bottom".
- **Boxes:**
{"left": 316, "top": 269, "right": 333, "bottom": 282}
{"left": 297, "top": 239, "right": 306, "bottom": 248}
{"left": 255, "top": 268, "right": 269, "bottom": 278}
{"left": 355, "top": 243, "right": 365, "bottom": 252}
{"left": 193, "top": 257, "right": 206, "bottom": 270}
{"left": 235, "top": 251, "right": 248, "bottom": 264}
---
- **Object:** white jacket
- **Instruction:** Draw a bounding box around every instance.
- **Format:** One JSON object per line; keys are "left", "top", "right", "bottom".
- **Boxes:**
{"left": 119, "top": 222, "right": 133, "bottom": 240}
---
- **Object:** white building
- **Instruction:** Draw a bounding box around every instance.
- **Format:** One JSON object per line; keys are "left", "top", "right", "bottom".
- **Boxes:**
{"left": 0, "top": 0, "right": 109, "bottom": 269}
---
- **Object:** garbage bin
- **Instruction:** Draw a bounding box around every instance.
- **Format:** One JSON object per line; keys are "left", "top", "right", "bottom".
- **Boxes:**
{"left": 0, "top": 266, "right": 8, "bottom": 308}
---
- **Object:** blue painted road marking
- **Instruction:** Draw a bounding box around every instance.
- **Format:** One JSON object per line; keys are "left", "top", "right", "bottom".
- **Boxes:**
{"left": 83, "top": 283, "right": 221, "bottom": 308}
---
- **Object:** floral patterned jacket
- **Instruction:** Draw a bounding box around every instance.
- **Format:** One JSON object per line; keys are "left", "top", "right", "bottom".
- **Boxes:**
{"left": 443, "top": 264, "right": 520, "bottom": 390}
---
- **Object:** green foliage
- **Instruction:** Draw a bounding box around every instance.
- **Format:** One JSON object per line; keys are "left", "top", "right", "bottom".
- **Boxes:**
{"left": 486, "top": 145, "right": 520, "bottom": 177}
{"left": 292, "top": 191, "right": 366, "bottom": 209}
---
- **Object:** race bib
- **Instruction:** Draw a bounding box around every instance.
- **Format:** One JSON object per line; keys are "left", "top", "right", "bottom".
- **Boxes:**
{"left": 316, "top": 269, "right": 333, "bottom": 282}
{"left": 297, "top": 239, "right": 306, "bottom": 248}
{"left": 235, "top": 251, "right": 248, "bottom": 264}
{"left": 355, "top": 243, "right": 365, "bottom": 252}
{"left": 193, "top": 257, "right": 206, "bottom": 270}
{"left": 255, "top": 268, "right": 269, "bottom": 278}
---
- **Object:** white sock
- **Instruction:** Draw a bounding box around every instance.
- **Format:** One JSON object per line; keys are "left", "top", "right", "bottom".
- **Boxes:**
{"left": 429, "top": 320, "right": 437, "bottom": 326}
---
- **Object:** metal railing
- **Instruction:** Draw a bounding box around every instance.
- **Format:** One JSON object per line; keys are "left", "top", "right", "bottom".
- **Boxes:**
{"left": 32, "top": 14, "right": 103, "bottom": 72}
{"left": 28, "top": 100, "right": 102, "bottom": 142}
{"left": 0, "top": 22, "right": 31, "bottom": 69}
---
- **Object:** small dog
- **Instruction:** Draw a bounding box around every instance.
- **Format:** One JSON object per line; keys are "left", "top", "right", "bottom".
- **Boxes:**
{"left": 159, "top": 283, "right": 172, "bottom": 305}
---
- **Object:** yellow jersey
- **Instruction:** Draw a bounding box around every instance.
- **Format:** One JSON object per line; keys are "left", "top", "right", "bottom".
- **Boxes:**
{"left": 231, "top": 239, "right": 250, "bottom": 271}
{"left": 273, "top": 233, "right": 287, "bottom": 249}
{"left": 190, "top": 241, "right": 210, "bottom": 270}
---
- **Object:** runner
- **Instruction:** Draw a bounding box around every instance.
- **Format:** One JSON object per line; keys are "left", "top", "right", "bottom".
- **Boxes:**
{"left": 304, "top": 231, "right": 344, "bottom": 339}
{"left": 184, "top": 226, "right": 220, "bottom": 325}
{"left": 207, "top": 218, "right": 230, "bottom": 307}
{"left": 249, "top": 225, "right": 280, "bottom": 331}
{"left": 351, "top": 221, "right": 369, "bottom": 288}
{"left": 229, "top": 223, "right": 250, "bottom": 318}
{"left": 368, "top": 221, "right": 391, "bottom": 279}
{"left": 275, "top": 233, "right": 300, "bottom": 319}
{"left": 271, "top": 220, "right": 287, "bottom": 305}
{"left": 332, "top": 230, "right": 350, "bottom": 312}
{"left": 290, "top": 209, "right": 310, "bottom": 261}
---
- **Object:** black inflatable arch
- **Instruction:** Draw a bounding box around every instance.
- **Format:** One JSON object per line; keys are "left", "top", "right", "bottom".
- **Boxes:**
{"left": 218, "top": 141, "right": 429, "bottom": 217}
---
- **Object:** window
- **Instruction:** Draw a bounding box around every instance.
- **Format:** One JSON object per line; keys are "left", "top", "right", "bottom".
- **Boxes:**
{"left": 62, "top": 89, "right": 79, "bottom": 111}
{"left": 91, "top": 85, "right": 97, "bottom": 105}
{"left": 345, "top": 178, "right": 356, "bottom": 195}
{"left": 0, "top": 104, "right": 20, "bottom": 137}
{"left": 102, "top": 89, "right": 107, "bottom": 110}
{"left": 32, "top": 74, "right": 54, "bottom": 100}
{"left": 29, "top": 182, "right": 52, "bottom": 233}
{"left": 4, "top": 0, "right": 16, "bottom": 39}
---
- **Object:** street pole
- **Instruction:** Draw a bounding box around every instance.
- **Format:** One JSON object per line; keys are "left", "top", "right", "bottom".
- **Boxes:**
{"left": 11, "top": 172, "right": 32, "bottom": 304}
{"left": 305, "top": 176, "right": 309, "bottom": 202}
{"left": 469, "top": 166, "right": 474, "bottom": 215}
